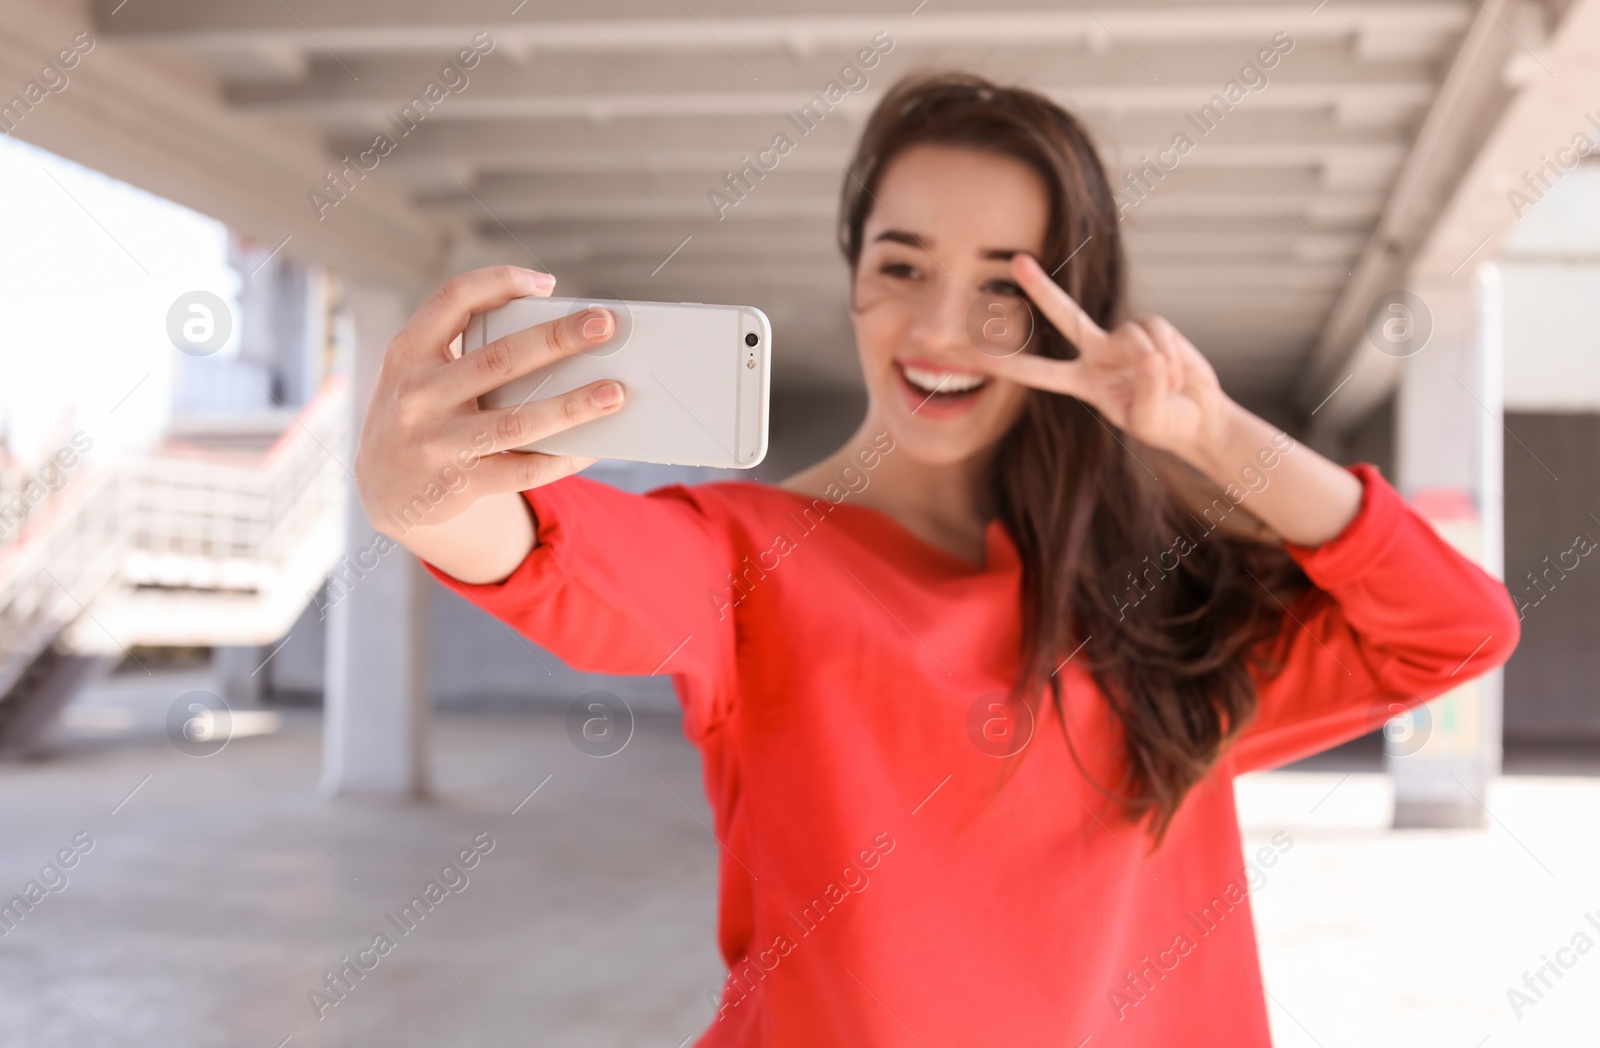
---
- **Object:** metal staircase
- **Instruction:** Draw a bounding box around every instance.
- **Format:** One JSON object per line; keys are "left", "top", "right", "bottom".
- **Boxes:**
{"left": 0, "top": 376, "right": 349, "bottom": 756}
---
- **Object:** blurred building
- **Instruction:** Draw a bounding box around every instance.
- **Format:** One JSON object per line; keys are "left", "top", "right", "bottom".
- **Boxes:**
{"left": 1, "top": 0, "right": 1598, "bottom": 827}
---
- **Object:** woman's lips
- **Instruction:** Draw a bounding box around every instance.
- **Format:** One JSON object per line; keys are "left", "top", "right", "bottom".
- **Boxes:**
{"left": 893, "top": 360, "right": 990, "bottom": 419}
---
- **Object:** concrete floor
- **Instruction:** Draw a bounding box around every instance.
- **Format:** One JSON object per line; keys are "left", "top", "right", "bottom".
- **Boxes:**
{"left": 2, "top": 670, "right": 1598, "bottom": 1047}
{"left": 2, "top": 672, "right": 724, "bottom": 1048}
{"left": 1235, "top": 771, "right": 1600, "bottom": 1047}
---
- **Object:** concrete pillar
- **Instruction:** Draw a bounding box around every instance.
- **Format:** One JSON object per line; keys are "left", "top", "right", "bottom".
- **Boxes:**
{"left": 212, "top": 645, "right": 265, "bottom": 707}
{"left": 321, "top": 281, "right": 431, "bottom": 798}
{"left": 1389, "top": 268, "right": 1504, "bottom": 828}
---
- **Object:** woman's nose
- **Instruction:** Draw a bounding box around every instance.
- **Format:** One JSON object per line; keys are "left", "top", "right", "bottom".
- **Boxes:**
{"left": 909, "top": 283, "right": 977, "bottom": 356}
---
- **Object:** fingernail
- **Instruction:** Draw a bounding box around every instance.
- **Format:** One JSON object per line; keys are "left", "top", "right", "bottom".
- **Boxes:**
{"left": 582, "top": 310, "right": 612, "bottom": 340}
{"left": 592, "top": 381, "right": 623, "bottom": 408}
{"left": 528, "top": 270, "right": 556, "bottom": 289}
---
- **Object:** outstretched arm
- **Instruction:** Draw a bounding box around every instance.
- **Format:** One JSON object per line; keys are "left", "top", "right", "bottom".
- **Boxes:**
{"left": 357, "top": 267, "right": 742, "bottom": 733}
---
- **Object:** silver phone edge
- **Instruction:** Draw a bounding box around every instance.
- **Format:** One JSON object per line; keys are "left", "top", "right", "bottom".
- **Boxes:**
{"left": 465, "top": 297, "right": 771, "bottom": 470}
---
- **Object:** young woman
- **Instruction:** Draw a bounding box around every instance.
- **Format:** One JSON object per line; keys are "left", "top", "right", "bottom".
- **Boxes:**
{"left": 355, "top": 74, "right": 1519, "bottom": 1046}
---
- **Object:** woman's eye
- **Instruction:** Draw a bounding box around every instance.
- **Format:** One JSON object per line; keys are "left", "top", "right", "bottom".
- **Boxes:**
{"left": 983, "top": 279, "right": 1024, "bottom": 297}
{"left": 880, "top": 262, "right": 919, "bottom": 279}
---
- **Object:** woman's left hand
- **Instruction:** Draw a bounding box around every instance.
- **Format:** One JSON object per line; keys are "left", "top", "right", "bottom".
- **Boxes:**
{"left": 980, "top": 253, "right": 1363, "bottom": 545}
{"left": 978, "top": 253, "right": 1235, "bottom": 466}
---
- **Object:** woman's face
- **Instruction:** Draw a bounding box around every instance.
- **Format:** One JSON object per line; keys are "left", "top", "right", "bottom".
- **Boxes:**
{"left": 852, "top": 143, "right": 1050, "bottom": 467}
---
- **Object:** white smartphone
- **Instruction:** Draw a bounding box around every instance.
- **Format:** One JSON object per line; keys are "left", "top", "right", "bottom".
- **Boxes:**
{"left": 466, "top": 296, "right": 771, "bottom": 469}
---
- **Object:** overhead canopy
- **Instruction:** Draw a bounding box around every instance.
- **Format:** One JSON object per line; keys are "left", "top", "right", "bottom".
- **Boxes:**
{"left": 3, "top": 0, "right": 1595, "bottom": 427}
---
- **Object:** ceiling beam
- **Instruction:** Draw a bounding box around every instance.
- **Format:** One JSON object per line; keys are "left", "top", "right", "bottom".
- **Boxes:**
{"left": 1291, "top": 0, "right": 1519, "bottom": 430}
{"left": 494, "top": 228, "right": 1368, "bottom": 264}
{"left": 425, "top": 186, "right": 1388, "bottom": 223}
{"left": 221, "top": 42, "right": 1440, "bottom": 116}
{"left": 221, "top": 39, "right": 1444, "bottom": 91}
{"left": 93, "top": 3, "right": 1471, "bottom": 58}
{"left": 1412, "top": 1, "right": 1600, "bottom": 279}
{"left": 336, "top": 120, "right": 1408, "bottom": 187}
{"left": 231, "top": 83, "right": 1436, "bottom": 126}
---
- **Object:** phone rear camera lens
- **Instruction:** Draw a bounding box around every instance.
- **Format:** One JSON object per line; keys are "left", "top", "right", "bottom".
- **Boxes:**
{"left": 745, "top": 332, "right": 759, "bottom": 347}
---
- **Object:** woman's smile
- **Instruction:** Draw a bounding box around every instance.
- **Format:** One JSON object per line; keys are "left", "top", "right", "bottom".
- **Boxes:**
{"left": 893, "top": 358, "right": 993, "bottom": 417}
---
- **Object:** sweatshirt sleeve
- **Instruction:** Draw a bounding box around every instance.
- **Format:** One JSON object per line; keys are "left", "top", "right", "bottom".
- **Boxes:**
{"left": 420, "top": 476, "right": 740, "bottom": 740}
{"left": 1229, "top": 463, "right": 1521, "bottom": 774}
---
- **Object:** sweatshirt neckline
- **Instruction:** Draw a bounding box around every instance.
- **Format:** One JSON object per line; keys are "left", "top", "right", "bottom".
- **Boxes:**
{"left": 763, "top": 485, "right": 1019, "bottom": 576}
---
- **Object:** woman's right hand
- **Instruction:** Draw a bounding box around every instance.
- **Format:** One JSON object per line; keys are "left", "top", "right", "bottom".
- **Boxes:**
{"left": 353, "top": 266, "right": 625, "bottom": 582}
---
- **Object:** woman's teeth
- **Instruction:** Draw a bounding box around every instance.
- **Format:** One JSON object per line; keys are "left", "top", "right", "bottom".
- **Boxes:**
{"left": 901, "top": 363, "right": 988, "bottom": 395}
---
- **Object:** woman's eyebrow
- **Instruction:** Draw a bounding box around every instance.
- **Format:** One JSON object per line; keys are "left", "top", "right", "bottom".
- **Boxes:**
{"left": 873, "top": 231, "right": 1027, "bottom": 262}
{"left": 873, "top": 229, "right": 934, "bottom": 250}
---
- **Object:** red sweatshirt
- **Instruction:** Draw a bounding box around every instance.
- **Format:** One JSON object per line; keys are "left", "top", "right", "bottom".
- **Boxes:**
{"left": 425, "top": 462, "right": 1518, "bottom": 1046}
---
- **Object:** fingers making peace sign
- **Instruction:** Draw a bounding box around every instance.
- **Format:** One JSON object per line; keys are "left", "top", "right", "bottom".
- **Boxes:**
{"left": 977, "top": 253, "right": 1231, "bottom": 462}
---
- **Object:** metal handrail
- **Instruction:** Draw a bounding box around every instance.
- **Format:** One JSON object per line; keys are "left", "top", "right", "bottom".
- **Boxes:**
{"left": 0, "top": 376, "right": 349, "bottom": 697}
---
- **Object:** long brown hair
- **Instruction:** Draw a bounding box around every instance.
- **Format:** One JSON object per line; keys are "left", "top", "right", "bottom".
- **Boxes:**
{"left": 839, "top": 72, "right": 1307, "bottom": 841}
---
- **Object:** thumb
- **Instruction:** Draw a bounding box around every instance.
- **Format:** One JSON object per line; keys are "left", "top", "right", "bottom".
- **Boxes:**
{"left": 977, "top": 351, "right": 1089, "bottom": 400}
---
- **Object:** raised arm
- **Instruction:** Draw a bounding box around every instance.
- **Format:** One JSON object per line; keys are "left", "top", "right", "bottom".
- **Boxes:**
{"left": 980, "top": 254, "right": 1518, "bottom": 768}
{"left": 354, "top": 266, "right": 626, "bottom": 584}
{"left": 1232, "top": 465, "right": 1520, "bottom": 771}
{"left": 353, "top": 267, "right": 743, "bottom": 734}
{"left": 979, "top": 252, "right": 1362, "bottom": 545}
